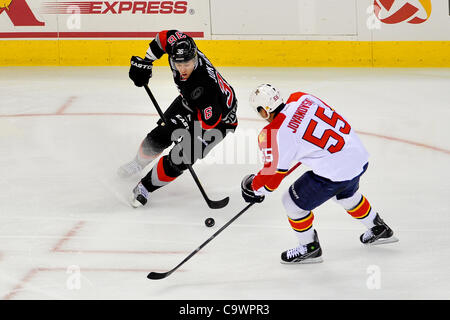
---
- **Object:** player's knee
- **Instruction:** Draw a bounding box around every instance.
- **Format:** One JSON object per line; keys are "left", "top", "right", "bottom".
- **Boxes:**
{"left": 146, "top": 125, "right": 173, "bottom": 152}
{"left": 139, "top": 136, "right": 163, "bottom": 159}
{"left": 333, "top": 191, "right": 362, "bottom": 210}
{"left": 282, "top": 190, "right": 309, "bottom": 219}
{"left": 167, "top": 139, "right": 205, "bottom": 172}
{"left": 163, "top": 153, "right": 186, "bottom": 177}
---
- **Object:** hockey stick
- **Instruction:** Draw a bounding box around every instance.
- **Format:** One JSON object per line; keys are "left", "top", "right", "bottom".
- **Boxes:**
{"left": 143, "top": 84, "right": 229, "bottom": 209}
{"left": 147, "top": 162, "right": 302, "bottom": 280}
{"left": 148, "top": 202, "right": 254, "bottom": 280}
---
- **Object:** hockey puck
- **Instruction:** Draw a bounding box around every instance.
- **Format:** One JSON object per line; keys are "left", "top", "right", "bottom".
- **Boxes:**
{"left": 205, "top": 218, "right": 215, "bottom": 227}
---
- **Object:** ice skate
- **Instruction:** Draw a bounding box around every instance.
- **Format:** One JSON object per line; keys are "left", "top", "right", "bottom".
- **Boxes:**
{"left": 130, "top": 182, "right": 149, "bottom": 208}
{"left": 117, "top": 159, "right": 143, "bottom": 179}
{"left": 281, "top": 230, "right": 323, "bottom": 264}
{"left": 360, "top": 213, "right": 398, "bottom": 245}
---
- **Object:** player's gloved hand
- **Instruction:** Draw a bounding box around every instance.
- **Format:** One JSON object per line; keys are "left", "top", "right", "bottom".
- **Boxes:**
{"left": 129, "top": 56, "right": 153, "bottom": 87}
{"left": 169, "top": 114, "right": 191, "bottom": 131}
{"left": 241, "top": 174, "right": 265, "bottom": 203}
{"left": 168, "top": 113, "right": 192, "bottom": 143}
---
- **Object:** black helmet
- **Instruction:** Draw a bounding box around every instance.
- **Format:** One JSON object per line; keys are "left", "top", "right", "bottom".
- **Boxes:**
{"left": 171, "top": 37, "right": 197, "bottom": 63}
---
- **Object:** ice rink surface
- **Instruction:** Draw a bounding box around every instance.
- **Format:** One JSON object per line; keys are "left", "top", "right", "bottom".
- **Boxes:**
{"left": 0, "top": 66, "right": 449, "bottom": 300}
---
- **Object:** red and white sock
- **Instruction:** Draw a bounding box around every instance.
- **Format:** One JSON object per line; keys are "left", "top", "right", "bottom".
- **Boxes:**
{"left": 335, "top": 192, "right": 377, "bottom": 229}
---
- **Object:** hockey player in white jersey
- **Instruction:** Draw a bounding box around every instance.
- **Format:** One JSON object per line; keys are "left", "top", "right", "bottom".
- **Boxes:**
{"left": 241, "top": 84, "right": 398, "bottom": 264}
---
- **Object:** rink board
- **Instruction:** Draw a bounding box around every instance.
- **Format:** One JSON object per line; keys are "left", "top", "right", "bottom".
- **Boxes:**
{"left": 0, "top": 0, "right": 449, "bottom": 66}
{"left": 1, "top": 39, "right": 450, "bottom": 67}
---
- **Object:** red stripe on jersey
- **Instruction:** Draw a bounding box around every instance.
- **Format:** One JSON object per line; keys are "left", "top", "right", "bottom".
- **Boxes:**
{"left": 156, "top": 157, "right": 176, "bottom": 183}
{"left": 258, "top": 171, "right": 287, "bottom": 192}
{"left": 157, "top": 30, "right": 169, "bottom": 51}
{"left": 197, "top": 109, "right": 222, "bottom": 130}
{"left": 287, "top": 91, "right": 336, "bottom": 112}
{"left": 286, "top": 92, "right": 308, "bottom": 104}
{"left": 252, "top": 113, "right": 286, "bottom": 191}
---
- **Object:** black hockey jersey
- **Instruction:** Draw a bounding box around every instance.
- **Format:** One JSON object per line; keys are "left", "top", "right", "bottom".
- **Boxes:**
{"left": 145, "top": 30, "right": 238, "bottom": 129}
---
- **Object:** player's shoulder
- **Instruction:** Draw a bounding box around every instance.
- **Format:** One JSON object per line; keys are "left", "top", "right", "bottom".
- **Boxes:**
{"left": 258, "top": 113, "right": 290, "bottom": 148}
{"left": 260, "top": 112, "right": 287, "bottom": 137}
{"left": 284, "top": 92, "right": 326, "bottom": 116}
{"left": 190, "top": 69, "right": 216, "bottom": 91}
{"left": 270, "top": 112, "right": 287, "bottom": 130}
{"left": 183, "top": 71, "right": 216, "bottom": 102}
{"left": 285, "top": 91, "right": 311, "bottom": 104}
{"left": 192, "top": 57, "right": 219, "bottom": 87}
{"left": 162, "top": 29, "right": 191, "bottom": 40}
{"left": 157, "top": 30, "right": 194, "bottom": 53}
{"left": 286, "top": 91, "right": 329, "bottom": 110}
{"left": 197, "top": 50, "right": 219, "bottom": 75}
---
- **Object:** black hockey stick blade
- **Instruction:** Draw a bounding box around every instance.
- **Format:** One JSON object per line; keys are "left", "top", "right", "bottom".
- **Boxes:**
{"left": 207, "top": 196, "right": 229, "bottom": 209}
{"left": 147, "top": 271, "right": 170, "bottom": 280}
{"left": 187, "top": 169, "right": 229, "bottom": 209}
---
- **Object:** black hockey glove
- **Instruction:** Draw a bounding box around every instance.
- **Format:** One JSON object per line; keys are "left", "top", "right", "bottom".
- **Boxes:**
{"left": 241, "top": 174, "right": 265, "bottom": 203}
{"left": 129, "top": 56, "right": 153, "bottom": 87}
{"left": 168, "top": 113, "right": 191, "bottom": 131}
{"left": 168, "top": 113, "right": 192, "bottom": 142}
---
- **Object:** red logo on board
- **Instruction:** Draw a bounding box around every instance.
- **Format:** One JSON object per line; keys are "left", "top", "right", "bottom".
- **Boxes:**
{"left": 374, "top": 0, "right": 432, "bottom": 24}
{"left": 0, "top": 0, "right": 45, "bottom": 26}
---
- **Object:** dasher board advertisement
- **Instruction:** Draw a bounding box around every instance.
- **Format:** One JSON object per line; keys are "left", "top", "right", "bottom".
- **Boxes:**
{"left": 0, "top": 0, "right": 209, "bottom": 39}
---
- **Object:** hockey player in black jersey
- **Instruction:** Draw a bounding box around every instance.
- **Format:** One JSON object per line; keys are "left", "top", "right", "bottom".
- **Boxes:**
{"left": 119, "top": 30, "right": 238, "bottom": 207}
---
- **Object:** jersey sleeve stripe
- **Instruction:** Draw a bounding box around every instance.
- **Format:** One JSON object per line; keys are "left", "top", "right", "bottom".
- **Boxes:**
{"left": 157, "top": 30, "right": 168, "bottom": 51}
{"left": 148, "top": 30, "right": 168, "bottom": 59}
{"left": 252, "top": 114, "right": 286, "bottom": 191}
{"left": 145, "top": 47, "right": 158, "bottom": 61}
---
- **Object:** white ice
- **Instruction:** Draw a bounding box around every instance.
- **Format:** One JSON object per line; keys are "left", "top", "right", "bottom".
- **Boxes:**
{"left": 0, "top": 66, "right": 449, "bottom": 300}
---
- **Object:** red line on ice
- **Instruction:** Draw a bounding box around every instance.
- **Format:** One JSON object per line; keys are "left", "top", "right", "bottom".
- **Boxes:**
{"left": 55, "top": 96, "right": 77, "bottom": 114}
{"left": 51, "top": 220, "right": 86, "bottom": 252}
{"left": 3, "top": 267, "right": 178, "bottom": 300}
{"left": 3, "top": 268, "right": 40, "bottom": 300}
{"left": 50, "top": 220, "right": 195, "bottom": 255}
{"left": 0, "top": 111, "right": 448, "bottom": 155}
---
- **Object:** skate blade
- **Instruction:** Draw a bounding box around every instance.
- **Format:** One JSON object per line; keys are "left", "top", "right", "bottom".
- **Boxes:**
{"left": 130, "top": 201, "right": 141, "bottom": 208}
{"left": 366, "top": 236, "right": 399, "bottom": 246}
{"left": 280, "top": 256, "right": 323, "bottom": 264}
{"left": 129, "top": 196, "right": 143, "bottom": 208}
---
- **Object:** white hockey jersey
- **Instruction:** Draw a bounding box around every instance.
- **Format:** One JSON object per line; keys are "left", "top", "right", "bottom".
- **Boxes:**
{"left": 252, "top": 91, "right": 369, "bottom": 195}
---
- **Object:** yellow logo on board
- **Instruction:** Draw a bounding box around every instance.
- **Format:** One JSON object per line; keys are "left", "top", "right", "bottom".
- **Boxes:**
{"left": 0, "top": 0, "right": 13, "bottom": 9}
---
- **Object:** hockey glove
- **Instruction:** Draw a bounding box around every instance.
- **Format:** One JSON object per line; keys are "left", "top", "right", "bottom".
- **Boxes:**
{"left": 241, "top": 174, "right": 265, "bottom": 203}
{"left": 129, "top": 56, "right": 153, "bottom": 87}
{"left": 168, "top": 113, "right": 192, "bottom": 143}
{"left": 170, "top": 114, "right": 191, "bottom": 131}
